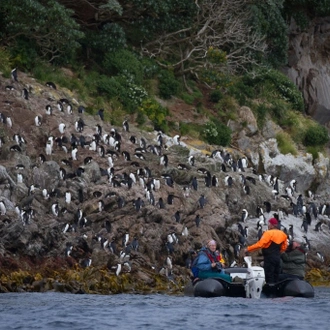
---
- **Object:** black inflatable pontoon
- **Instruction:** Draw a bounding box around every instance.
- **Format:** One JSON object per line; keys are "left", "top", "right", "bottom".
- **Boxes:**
{"left": 184, "top": 266, "right": 314, "bottom": 298}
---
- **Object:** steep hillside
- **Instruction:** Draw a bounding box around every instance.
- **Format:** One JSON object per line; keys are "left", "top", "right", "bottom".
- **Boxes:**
{"left": 0, "top": 70, "right": 329, "bottom": 294}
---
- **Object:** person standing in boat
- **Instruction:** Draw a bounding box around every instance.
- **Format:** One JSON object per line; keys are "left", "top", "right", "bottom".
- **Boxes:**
{"left": 279, "top": 240, "right": 307, "bottom": 280}
{"left": 244, "top": 218, "right": 288, "bottom": 284}
{"left": 191, "top": 239, "right": 228, "bottom": 281}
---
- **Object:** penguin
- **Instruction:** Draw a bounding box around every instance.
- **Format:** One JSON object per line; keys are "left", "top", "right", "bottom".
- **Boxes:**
{"left": 243, "top": 184, "right": 250, "bottom": 195}
{"left": 178, "top": 163, "right": 189, "bottom": 170}
{"left": 98, "top": 200, "right": 105, "bottom": 212}
{"left": 6, "top": 116, "right": 13, "bottom": 128}
{"left": 160, "top": 154, "right": 168, "bottom": 167}
{"left": 122, "top": 120, "right": 129, "bottom": 132}
{"left": 122, "top": 151, "right": 131, "bottom": 161}
{"left": 195, "top": 214, "right": 201, "bottom": 227}
{"left": 131, "top": 237, "right": 139, "bottom": 251}
{"left": 97, "top": 109, "right": 104, "bottom": 121}
{"left": 71, "top": 147, "right": 78, "bottom": 160}
{"left": 78, "top": 105, "right": 85, "bottom": 114}
{"left": 45, "top": 105, "right": 52, "bottom": 115}
{"left": 264, "top": 201, "right": 272, "bottom": 213}
{"left": 157, "top": 197, "right": 165, "bottom": 209}
{"left": 122, "top": 232, "right": 129, "bottom": 247}
{"left": 109, "top": 238, "right": 117, "bottom": 254}
{"left": 174, "top": 210, "right": 181, "bottom": 223}
{"left": 167, "top": 194, "right": 175, "bottom": 205}
{"left": 84, "top": 156, "right": 93, "bottom": 165}
{"left": 67, "top": 103, "right": 73, "bottom": 115}
{"left": 198, "top": 194, "right": 206, "bottom": 208}
{"left": 188, "top": 155, "right": 195, "bottom": 166}
{"left": 65, "top": 244, "right": 73, "bottom": 257}
{"left": 140, "top": 137, "right": 147, "bottom": 149}
{"left": 59, "top": 123, "right": 66, "bottom": 134}
{"left": 57, "top": 101, "right": 64, "bottom": 112}
{"left": 11, "top": 68, "right": 18, "bottom": 82}
{"left": 224, "top": 175, "right": 233, "bottom": 187}
{"left": 65, "top": 191, "right": 71, "bottom": 204}
{"left": 0, "top": 201, "right": 6, "bottom": 215}
{"left": 22, "top": 88, "right": 29, "bottom": 100}
{"left": 51, "top": 202, "right": 59, "bottom": 217}
{"left": 46, "top": 82, "right": 56, "bottom": 89}
{"left": 10, "top": 145, "right": 22, "bottom": 152}
{"left": 173, "top": 135, "right": 180, "bottom": 145}
{"left": 34, "top": 115, "right": 42, "bottom": 126}
{"left": 241, "top": 209, "right": 248, "bottom": 222}
{"left": 17, "top": 173, "right": 23, "bottom": 183}
{"left": 191, "top": 177, "right": 198, "bottom": 191}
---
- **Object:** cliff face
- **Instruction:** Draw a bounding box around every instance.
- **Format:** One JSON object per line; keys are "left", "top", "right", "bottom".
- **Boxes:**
{"left": 0, "top": 70, "right": 329, "bottom": 294}
{"left": 284, "top": 17, "right": 330, "bottom": 125}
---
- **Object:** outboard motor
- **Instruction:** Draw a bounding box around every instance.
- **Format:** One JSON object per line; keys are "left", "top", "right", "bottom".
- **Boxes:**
{"left": 244, "top": 256, "right": 265, "bottom": 299}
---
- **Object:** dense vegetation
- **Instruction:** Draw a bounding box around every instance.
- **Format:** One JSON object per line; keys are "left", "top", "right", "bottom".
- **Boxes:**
{"left": 0, "top": 0, "right": 329, "bottom": 152}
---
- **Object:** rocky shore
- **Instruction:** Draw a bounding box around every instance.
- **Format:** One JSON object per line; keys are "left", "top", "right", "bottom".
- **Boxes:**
{"left": 0, "top": 70, "right": 329, "bottom": 295}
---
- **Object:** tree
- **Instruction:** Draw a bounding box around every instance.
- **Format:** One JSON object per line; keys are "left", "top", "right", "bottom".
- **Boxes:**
{"left": 0, "top": 0, "right": 84, "bottom": 63}
{"left": 140, "top": 0, "right": 267, "bottom": 79}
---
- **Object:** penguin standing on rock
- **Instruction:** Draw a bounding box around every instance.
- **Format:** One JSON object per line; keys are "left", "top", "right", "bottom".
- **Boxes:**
{"left": 11, "top": 68, "right": 18, "bottom": 82}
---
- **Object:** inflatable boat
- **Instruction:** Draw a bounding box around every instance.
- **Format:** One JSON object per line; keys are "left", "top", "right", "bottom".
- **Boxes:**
{"left": 184, "top": 257, "right": 314, "bottom": 299}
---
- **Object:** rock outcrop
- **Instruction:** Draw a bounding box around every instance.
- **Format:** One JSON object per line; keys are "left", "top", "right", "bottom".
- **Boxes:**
{"left": 0, "top": 70, "right": 329, "bottom": 294}
{"left": 285, "top": 17, "right": 330, "bottom": 125}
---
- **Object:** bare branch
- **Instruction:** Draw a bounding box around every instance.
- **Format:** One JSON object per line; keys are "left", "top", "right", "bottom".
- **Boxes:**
{"left": 141, "top": 0, "right": 267, "bottom": 79}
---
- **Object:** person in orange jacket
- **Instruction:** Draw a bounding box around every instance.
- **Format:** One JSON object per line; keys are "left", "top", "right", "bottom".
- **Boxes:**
{"left": 244, "top": 218, "right": 288, "bottom": 284}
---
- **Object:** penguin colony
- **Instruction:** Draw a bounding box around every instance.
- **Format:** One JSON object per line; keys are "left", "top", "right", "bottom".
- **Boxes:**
{"left": 0, "top": 69, "right": 328, "bottom": 280}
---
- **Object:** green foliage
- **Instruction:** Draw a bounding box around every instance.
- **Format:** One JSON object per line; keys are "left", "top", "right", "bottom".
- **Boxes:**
{"left": 126, "top": 0, "right": 197, "bottom": 42}
{"left": 179, "top": 122, "right": 204, "bottom": 138}
{"left": 0, "top": 0, "right": 83, "bottom": 65}
{"left": 84, "top": 23, "right": 126, "bottom": 55}
{"left": 283, "top": 0, "right": 330, "bottom": 29}
{"left": 202, "top": 121, "right": 232, "bottom": 146}
{"left": 209, "top": 90, "right": 223, "bottom": 103}
{"left": 139, "top": 98, "right": 169, "bottom": 131}
{"left": 251, "top": 1, "right": 288, "bottom": 67}
{"left": 199, "top": 70, "right": 232, "bottom": 89}
{"left": 303, "top": 125, "right": 329, "bottom": 147}
{"left": 270, "top": 99, "right": 290, "bottom": 123}
{"left": 253, "top": 103, "right": 269, "bottom": 128}
{"left": 228, "top": 78, "right": 255, "bottom": 106}
{"left": 158, "top": 70, "right": 179, "bottom": 99}
{"left": 244, "top": 69, "right": 304, "bottom": 112}
{"left": 96, "top": 74, "right": 148, "bottom": 113}
{"left": 103, "top": 49, "right": 144, "bottom": 85}
{"left": 0, "top": 48, "right": 12, "bottom": 76}
{"left": 276, "top": 132, "right": 298, "bottom": 155}
{"left": 306, "top": 146, "right": 324, "bottom": 161}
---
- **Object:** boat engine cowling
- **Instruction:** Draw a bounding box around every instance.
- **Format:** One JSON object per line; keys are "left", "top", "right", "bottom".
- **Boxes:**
{"left": 244, "top": 256, "right": 265, "bottom": 299}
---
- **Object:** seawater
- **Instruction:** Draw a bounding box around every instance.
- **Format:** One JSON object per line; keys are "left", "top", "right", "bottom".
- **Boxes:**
{"left": 0, "top": 287, "right": 329, "bottom": 330}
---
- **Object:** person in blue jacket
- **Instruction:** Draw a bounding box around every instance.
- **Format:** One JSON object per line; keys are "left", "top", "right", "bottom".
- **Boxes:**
{"left": 191, "top": 239, "right": 231, "bottom": 282}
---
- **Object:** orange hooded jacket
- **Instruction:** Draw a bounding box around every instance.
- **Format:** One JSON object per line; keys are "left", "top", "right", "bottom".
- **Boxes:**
{"left": 247, "top": 228, "right": 288, "bottom": 253}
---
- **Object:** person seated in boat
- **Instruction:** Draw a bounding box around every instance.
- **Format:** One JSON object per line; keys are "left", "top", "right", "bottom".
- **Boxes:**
{"left": 244, "top": 218, "right": 288, "bottom": 284}
{"left": 191, "top": 239, "right": 231, "bottom": 282}
{"left": 279, "top": 240, "right": 307, "bottom": 281}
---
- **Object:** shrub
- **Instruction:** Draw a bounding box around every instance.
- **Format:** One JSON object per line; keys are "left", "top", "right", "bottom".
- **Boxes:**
{"left": 202, "top": 121, "right": 231, "bottom": 146}
{"left": 245, "top": 69, "right": 304, "bottom": 112}
{"left": 251, "top": 103, "right": 268, "bottom": 128}
{"left": 158, "top": 70, "right": 179, "bottom": 99}
{"left": 270, "top": 99, "right": 289, "bottom": 123}
{"left": 0, "top": 47, "right": 11, "bottom": 76}
{"left": 139, "top": 98, "right": 169, "bottom": 132}
{"left": 304, "top": 125, "right": 329, "bottom": 147}
{"left": 209, "top": 90, "right": 223, "bottom": 103}
{"left": 276, "top": 132, "right": 297, "bottom": 155}
{"left": 97, "top": 75, "right": 124, "bottom": 99}
{"left": 103, "top": 49, "right": 144, "bottom": 85}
